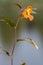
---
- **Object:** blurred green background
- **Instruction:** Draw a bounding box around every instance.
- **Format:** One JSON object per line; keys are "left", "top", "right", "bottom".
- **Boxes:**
{"left": 0, "top": 0, "right": 43, "bottom": 65}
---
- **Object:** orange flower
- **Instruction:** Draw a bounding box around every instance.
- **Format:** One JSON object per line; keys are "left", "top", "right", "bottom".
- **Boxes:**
{"left": 21, "top": 6, "right": 36, "bottom": 21}
{"left": 16, "top": 3, "right": 37, "bottom": 21}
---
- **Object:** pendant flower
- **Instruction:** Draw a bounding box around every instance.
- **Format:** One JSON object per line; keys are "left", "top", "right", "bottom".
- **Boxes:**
{"left": 21, "top": 6, "right": 37, "bottom": 21}
{"left": 16, "top": 3, "right": 37, "bottom": 21}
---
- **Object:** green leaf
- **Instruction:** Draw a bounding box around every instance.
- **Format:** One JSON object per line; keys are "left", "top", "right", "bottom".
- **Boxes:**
{"left": 1, "top": 17, "right": 15, "bottom": 28}
{"left": 17, "top": 38, "right": 39, "bottom": 49}
{"left": 29, "top": 38, "right": 38, "bottom": 49}
{"left": 3, "top": 49, "right": 10, "bottom": 56}
{"left": 0, "top": 47, "right": 10, "bottom": 56}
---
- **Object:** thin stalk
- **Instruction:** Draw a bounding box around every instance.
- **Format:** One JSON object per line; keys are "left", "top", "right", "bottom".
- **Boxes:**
{"left": 11, "top": 17, "right": 20, "bottom": 55}
{"left": 10, "top": 27, "right": 16, "bottom": 65}
{"left": 15, "top": 17, "right": 20, "bottom": 28}
{"left": 11, "top": 57, "right": 13, "bottom": 65}
{"left": 11, "top": 17, "right": 20, "bottom": 65}
{"left": 11, "top": 27, "right": 16, "bottom": 55}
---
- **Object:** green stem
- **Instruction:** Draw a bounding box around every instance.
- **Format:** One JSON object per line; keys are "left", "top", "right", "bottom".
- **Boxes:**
{"left": 11, "top": 17, "right": 20, "bottom": 55}
{"left": 11, "top": 17, "right": 20, "bottom": 65}
{"left": 11, "top": 27, "right": 16, "bottom": 55}
{"left": 11, "top": 57, "right": 13, "bottom": 65}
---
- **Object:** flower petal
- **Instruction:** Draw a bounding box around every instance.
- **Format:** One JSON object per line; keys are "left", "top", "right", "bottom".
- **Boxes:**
{"left": 28, "top": 15, "right": 34, "bottom": 21}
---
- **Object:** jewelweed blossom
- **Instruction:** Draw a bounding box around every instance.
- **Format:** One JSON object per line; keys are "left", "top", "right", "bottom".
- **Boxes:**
{"left": 16, "top": 3, "right": 37, "bottom": 21}
{"left": 21, "top": 6, "right": 36, "bottom": 21}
